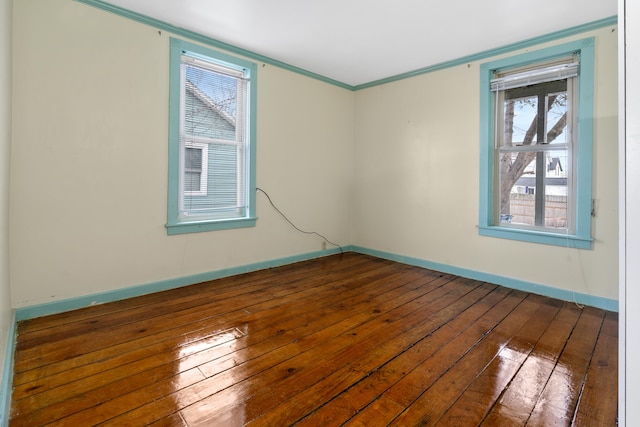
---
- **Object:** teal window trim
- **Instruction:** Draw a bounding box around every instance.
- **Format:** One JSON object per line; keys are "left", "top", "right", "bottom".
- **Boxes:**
{"left": 167, "top": 38, "right": 257, "bottom": 235}
{"left": 166, "top": 217, "right": 257, "bottom": 235}
{"left": 478, "top": 38, "right": 594, "bottom": 249}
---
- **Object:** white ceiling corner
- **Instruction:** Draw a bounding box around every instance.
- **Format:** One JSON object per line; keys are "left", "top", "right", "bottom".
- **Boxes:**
{"left": 101, "top": 0, "right": 617, "bottom": 87}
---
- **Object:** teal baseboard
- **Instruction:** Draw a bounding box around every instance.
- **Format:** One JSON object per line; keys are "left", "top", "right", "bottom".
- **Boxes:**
{"left": 351, "top": 245, "right": 618, "bottom": 312}
{"left": 0, "top": 310, "right": 16, "bottom": 427}
{"left": 15, "top": 244, "right": 617, "bottom": 322}
{"left": 15, "top": 247, "right": 346, "bottom": 321}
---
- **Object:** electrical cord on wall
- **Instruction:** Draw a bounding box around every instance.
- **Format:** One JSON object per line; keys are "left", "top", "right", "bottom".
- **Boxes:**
{"left": 256, "top": 187, "right": 344, "bottom": 254}
{"left": 561, "top": 226, "right": 585, "bottom": 310}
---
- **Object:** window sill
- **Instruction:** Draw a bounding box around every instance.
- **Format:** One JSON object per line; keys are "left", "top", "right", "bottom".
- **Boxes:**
{"left": 478, "top": 225, "right": 592, "bottom": 249}
{"left": 166, "top": 217, "right": 257, "bottom": 235}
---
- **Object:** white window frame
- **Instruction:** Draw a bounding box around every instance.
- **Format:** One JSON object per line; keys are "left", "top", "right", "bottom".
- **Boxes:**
{"left": 494, "top": 75, "right": 576, "bottom": 233}
{"left": 182, "top": 141, "right": 208, "bottom": 197}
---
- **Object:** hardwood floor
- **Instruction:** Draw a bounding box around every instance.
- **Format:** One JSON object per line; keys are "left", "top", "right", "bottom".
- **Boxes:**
{"left": 9, "top": 253, "right": 618, "bottom": 426}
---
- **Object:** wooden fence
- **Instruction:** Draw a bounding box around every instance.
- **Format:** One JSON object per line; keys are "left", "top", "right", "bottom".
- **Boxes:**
{"left": 507, "top": 193, "right": 568, "bottom": 229}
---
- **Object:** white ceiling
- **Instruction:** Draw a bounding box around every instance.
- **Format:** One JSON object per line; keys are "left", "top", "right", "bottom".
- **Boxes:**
{"left": 102, "top": 0, "right": 617, "bottom": 87}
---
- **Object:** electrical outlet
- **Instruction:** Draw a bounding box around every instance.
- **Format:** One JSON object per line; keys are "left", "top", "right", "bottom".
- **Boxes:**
{"left": 322, "top": 241, "right": 327, "bottom": 250}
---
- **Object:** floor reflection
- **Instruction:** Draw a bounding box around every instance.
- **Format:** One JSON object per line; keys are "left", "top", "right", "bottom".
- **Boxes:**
{"left": 177, "top": 326, "right": 247, "bottom": 358}
{"left": 490, "top": 343, "right": 575, "bottom": 424}
{"left": 175, "top": 324, "right": 250, "bottom": 426}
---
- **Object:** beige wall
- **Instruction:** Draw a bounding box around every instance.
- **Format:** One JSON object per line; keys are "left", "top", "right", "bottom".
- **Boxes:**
{"left": 0, "top": 0, "right": 13, "bottom": 392}
{"left": 353, "top": 26, "right": 619, "bottom": 301}
{"left": 9, "top": 0, "right": 618, "bottom": 310}
{"left": 10, "top": 0, "right": 354, "bottom": 307}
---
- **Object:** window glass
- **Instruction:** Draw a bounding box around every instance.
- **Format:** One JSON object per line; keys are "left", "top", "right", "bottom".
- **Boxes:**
{"left": 504, "top": 95, "right": 538, "bottom": 146}
{"left": 184, "top": 157, "right": 202, "bottom": 192}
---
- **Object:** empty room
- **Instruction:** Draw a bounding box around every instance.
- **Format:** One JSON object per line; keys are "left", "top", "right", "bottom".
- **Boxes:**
{"left": 1, "top": 0, "right": 638, "bottom": 425}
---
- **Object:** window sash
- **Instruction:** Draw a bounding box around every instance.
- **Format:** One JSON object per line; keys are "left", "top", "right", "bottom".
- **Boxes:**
{"left": 494, "top": 77, "right": 576, "bottom": 233}
{"left": 178, "top": 55, "right": 249, "bottom": 222}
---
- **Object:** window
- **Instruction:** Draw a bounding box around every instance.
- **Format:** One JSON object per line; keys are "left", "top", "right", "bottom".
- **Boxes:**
{"left": 167, "top": 39, "right": 257, "bottom": 235}
{"left": 479, "top": 38, "right": 594, "bottom": 249}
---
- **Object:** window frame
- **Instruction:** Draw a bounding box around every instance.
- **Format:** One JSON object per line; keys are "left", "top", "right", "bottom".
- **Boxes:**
{"left": 478, "top": 38, "right": 595, "bottom": 249}
{"left": 167, "top": 38, "right": 257, "bottom": 235}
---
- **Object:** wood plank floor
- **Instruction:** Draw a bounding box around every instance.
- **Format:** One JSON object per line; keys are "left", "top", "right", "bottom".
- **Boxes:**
{"left": 9, "top": 253, "right": 618, "bottom": 426}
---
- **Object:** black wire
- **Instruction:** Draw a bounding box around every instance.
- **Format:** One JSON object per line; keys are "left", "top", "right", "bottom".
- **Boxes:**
{"left": 256, "top": 187, "right": 344, "bottom": 254}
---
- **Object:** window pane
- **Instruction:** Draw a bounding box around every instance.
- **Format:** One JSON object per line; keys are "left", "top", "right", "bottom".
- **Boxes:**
{"left": 209, "top": 144, "right": 238, "bottom": 207}
{"left": 503, "top": 95, "right": 537, "bottom": 147}
{"left": 184, "top": 171, "right": 201, "bottom": 192}
{"left": 545, "top": 91, "right": 568, "bottom": 144}
{"left": 182, "top": 144, "right": 239, "bottom": 213}
{"left": 499, "top": 149, "right": 569, "bottom": 230}
{"left": 184, "top": 147, "right": 202, "bottom": 170}
{"left": 499, "top": 154, "right": 536, "bottom": 225}
{"left": 184, "top": 64, "right": 238, "bottom": 141}
{"left": 544, "top": 149, "right": 569, "bottom": 229}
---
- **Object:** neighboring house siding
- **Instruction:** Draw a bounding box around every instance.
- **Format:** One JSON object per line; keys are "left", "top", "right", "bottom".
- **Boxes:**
{"left": 185, "top": 86, "right": 236, "bottom": 140}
